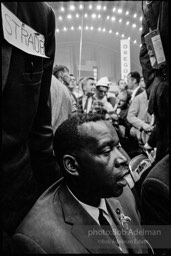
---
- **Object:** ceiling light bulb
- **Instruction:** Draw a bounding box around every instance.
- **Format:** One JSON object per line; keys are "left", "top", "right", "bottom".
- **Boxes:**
{"left": 133, "top": 13, "right": 137, "bottom": 18}
{"left": 119, "top": 19, "right": 122, "bottom": 23}
{"left": 109, "top": 30, "right": 112, "bottom": 33}
{"left": 113, "top": 7, "right": 116, "bottom": 12}
{"left": 97, "top": 5, "right": 101, "bottom": 10}
{"left": 67, "top": 14, "right": 72, "bottom": 19}
{"left": 76, "top": 13, "right": 79, "bottom": 18}
{"left": 98, "top": 27, "right": 101, "bottom": 31}
{"left": 118, "top": 9, "right": 122, "bottom": 14}
{"left": 98, "top": 14, "right": 101, "bottom": 18}
{"left": 126, "top": 21, "right": 129, "bottom": 25}
{"left": 79, "top": 4, "right": 83, "bottom": 10}
{"left": 91, "top": 26, "right": 93, "bottom": 30}
{"left": 61, "top": 7, "right": 65, "bottom": 12}
{"left": 132, "top": 23, "right": 136, "bottom": 28}
{"left": 116, "top": 32, "right": 119, "bottom": 35}
{"left": 107, "top": 16, "right": 110, "bottom": 20}
{"left": 70, "top": 5, "right": 75, "bottom": 11}
{"left": 84, "top": 13, "right": 88, "bottom": 18}
{"left": 103, "top": 6, "right": 106, "bottom": 11}
{"left": 103, "top": 28, "right": 106, "bottom": 32}
{"left": 126, "top": 11, "right": 129, "bottom": 15}
{"left": 133, "top": 40, "right": 137, "bottom": 44}
{"left": 92, "top": 13, "right": 96, "bottom": 19}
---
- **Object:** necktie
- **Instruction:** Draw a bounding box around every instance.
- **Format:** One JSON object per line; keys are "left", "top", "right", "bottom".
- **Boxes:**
{"left": 84, "top": 96, "right": 89, "bottom": 113}
{"left": 98, "top": 209, "right": 119, "bottom": 247}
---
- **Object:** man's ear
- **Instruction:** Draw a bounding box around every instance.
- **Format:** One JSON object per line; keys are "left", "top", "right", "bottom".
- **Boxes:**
{"left": 63, "top": 155, "right": 79, "bottom": 176}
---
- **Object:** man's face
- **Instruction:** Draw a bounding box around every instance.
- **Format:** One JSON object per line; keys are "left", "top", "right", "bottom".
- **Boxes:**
{"left": 68, "top": 75, "right": 76, "bottom": 90}
{"left": 139, "top": 77, "right": 146, "bottom": 90}
{"left": 117, "top": 93, "right": 127, "bottom": 109}
{"left": 77, "top": 121, "right": 129, "bottom": 198}
{"left": 84, "top": 79, "right": 96, "bottom": 96}
{"left": 62, "top": 69, "right": 71, "bottom": 86}
{"left": 119, "top": 80, "right": 127, "bottom": 91}
{"left": 127, "top": 75, "right": 134, "bottom": 90}
{"left": 96, "top": 86, "right": 108, "bottom": 100}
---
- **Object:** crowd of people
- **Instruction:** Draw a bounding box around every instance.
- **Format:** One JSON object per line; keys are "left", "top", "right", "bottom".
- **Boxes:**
{"left": 2, "top": 1, "right": 170, "bottom": 254}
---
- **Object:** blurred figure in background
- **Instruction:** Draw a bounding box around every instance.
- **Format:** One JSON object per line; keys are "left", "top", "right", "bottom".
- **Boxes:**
{"left": 127, "top": 71, "right": 143, "bottom": 103}
{"left": 118, "top": 78, "right": 127, "bottom": 93}
{"left": 139, "top": 76, "right": 146, "bottom": 91}
{"left": 50, "top": 65, "right": 72, "bottom": 133}
{"left": 68, "top": 74, "right": 78, "bottom": 115}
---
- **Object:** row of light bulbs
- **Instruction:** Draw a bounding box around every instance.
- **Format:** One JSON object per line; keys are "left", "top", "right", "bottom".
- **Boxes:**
{"left": 59, "top": 4, "right": 143, "bottom": 21}
{"left": 58, "top": 13, "right": 143, "bottom": 22}
{"left": 56, "top": 26, "right": 142, "bottom": 47}
{"left": 57, "top": 15, "right": 143, "bottom": 32}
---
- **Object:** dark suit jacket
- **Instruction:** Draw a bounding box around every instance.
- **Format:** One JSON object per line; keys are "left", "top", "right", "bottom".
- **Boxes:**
{"left": 2, "top": 2, "right": 59, "bottom": 235}
{"left": 141, "top": 154, "right": 170, "bottom": 225}
{"left": 12, "top": 178, "right": 150, "bottom": 254}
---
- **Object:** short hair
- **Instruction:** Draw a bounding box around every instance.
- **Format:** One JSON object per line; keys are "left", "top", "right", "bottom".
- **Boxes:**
{"left": 81, "top": 77, "right": 94, "bottom": 91}
{"left": 127, "top": 71, "right": 141, "bottom": 84}
{"left": 53, "top": 65, "right": 69, "bottom": 78}
{"left": 53, "top": 114, "right": 104, "bottom": 170}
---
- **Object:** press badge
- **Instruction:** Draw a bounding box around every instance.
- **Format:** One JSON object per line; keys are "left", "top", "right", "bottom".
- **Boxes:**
{"left": 144, "top": 28, "right": 166, "bottom": 69}
{"left": 1, "top": 3, "right": 49, "bottom": 58}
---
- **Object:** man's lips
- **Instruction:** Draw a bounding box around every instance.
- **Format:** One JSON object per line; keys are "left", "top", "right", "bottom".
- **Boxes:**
{"left": 116, "top": 169, "right": 130, "bottom": 187}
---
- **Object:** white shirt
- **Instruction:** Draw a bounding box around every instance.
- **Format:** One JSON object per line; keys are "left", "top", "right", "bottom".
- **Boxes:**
{"left": 66, "top": 186, "right": 128, "bottom": 252}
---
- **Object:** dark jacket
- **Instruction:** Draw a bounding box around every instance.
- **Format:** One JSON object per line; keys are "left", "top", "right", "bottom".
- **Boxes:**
{"left": 12, "top": 178, "right": 151, "bottom": 254}
{"left": 2, "top": 2, "right": 59, "bottom": 234}
{"left": 141, "top": 154, "right": 170, "bottom": 225}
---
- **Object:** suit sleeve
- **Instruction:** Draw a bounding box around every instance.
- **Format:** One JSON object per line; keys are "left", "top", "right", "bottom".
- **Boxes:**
{"left": 12, "top": 234, "right": 46, "bottom": 254}
{"left": 28, "top": 5, "right": 60, "bottom": 193}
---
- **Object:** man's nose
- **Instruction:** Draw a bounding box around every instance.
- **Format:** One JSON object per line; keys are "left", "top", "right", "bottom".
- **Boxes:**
{"left": 113, "top": 148, "right": 128, "bottom": 168}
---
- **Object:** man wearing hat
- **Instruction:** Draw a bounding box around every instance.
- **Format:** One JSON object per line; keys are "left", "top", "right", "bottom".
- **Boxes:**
{"left": 95, "top": 77, "right": 115, "bottom": 115}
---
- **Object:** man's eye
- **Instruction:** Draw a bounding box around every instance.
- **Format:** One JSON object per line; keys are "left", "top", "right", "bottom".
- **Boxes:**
{"left": 102, "top": 147, "right": 112, "bottom": 156}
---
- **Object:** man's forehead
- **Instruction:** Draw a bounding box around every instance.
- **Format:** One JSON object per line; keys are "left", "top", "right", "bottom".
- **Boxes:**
{"left": 78, "top": 120, "right": 117, "bottom": 139}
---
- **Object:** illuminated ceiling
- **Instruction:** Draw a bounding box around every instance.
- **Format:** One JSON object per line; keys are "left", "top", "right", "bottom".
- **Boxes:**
{"left": 48, "top": 1, "right": 143, "bottom": 47}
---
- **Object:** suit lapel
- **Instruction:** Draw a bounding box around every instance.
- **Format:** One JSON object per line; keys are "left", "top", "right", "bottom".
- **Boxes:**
{"left": 106, "top": 197, "right": 147, "bottom": 253}
{"left": 2, "top": 2, "right": 18, "bottom": 92}
{"left": 58, "top": 183, "right": 122, "bottom": 254}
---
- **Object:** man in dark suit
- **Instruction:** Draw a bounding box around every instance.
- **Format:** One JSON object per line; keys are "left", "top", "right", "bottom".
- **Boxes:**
{"left": 2, "top": 2, "right": 59, "bottom": 238}
{"left": 139, "top": 1, "right": 169, "bottom": 163}
{"left": 12, "top": 114, "right": 152, "bottom": 254}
